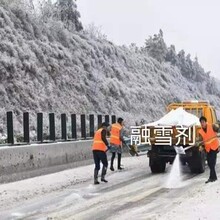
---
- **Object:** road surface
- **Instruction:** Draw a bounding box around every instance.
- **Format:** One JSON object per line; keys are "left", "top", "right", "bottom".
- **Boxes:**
{"left": 0, "top": 153, "right": 219, "bottom": 220}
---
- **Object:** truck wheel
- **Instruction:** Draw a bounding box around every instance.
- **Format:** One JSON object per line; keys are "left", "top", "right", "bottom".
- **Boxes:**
{"left": 189, "top": 150, "right": 206, "bottom": 173}
{"left": 150, "top": 158, "right": 166, "bottom": 173}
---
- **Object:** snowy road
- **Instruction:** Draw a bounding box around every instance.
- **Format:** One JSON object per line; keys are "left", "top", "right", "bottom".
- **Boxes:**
{"left": 0, "top": 154, "right": 220, "bottom": 220}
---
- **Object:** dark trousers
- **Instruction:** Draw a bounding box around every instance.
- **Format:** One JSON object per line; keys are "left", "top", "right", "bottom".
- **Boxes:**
{"left": 207, "top": 150, "right": 218, "bottom": 180}
{"left": 111, "top": 152, "right": 122, "bottom": 168}
{"left": 93, "top": 150, "right": 108, "bottom": 171}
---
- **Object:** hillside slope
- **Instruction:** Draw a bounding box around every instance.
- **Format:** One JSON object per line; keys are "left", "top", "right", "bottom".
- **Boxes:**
{"left": 0, "top": 3, "right": 220, "bottom": 137}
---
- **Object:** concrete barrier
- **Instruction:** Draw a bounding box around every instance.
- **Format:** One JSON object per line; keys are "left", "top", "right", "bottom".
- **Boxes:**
{"left": 0, "top": 140, "right": 93, "bottom": 183}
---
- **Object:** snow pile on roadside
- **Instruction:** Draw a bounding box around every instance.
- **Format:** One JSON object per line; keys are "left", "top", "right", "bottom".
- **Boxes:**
{"left": 146, "top": 107, "right": 200, "bottom": 127}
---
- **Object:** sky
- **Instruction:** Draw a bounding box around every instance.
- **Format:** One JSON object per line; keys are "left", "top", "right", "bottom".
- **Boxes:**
{"left": 77, "top": 0, "right": 220, "bottom": 80}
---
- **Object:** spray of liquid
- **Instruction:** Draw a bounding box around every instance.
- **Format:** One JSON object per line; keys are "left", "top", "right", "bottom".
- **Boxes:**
{"left": 165, "top": 154, "right": 183, "bottom": 188}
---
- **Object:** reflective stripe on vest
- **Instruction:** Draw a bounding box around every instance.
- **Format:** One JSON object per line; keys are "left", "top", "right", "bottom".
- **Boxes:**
{"left": 110, "top": 123, "right": 122, "bottom": 145}
{"left": 199, "top": 124, "right": 219, "bottom": 152}
{"left": 92, "top": 128, "right": 107, "bottom": 152}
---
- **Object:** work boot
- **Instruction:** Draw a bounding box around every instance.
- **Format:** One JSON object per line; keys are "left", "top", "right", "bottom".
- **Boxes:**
{"left": 110, "top": 166, "right": 114, "bottom": 171}
{"left": 101, "top": 166, "right": 108, "bottom": 183}
{"left": 110, "top": 167, "right": 114, "bottom": 171}
{"left": 94, "top": 169, "right": 100, "bottom": 185}
{"left": 205, "top": 179, "right": 215, "bottom": 184}
{"left": 205, "top": 179, "right": 211, "bottom": 184}
{"left": 118, "top": 153, "right": 124, "bottom": 170}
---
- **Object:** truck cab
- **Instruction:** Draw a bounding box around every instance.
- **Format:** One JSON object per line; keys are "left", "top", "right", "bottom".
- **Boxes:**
{"left": 167, "top": 100, "right": 218, "bottom": 125}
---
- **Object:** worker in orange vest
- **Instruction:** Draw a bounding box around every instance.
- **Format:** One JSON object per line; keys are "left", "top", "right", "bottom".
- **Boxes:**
{"left": 199, "top": 116, "right": 219, "bottom": 183}
{"left": 110, "top": 118, "right": 125, "bottom": 171}
{"left": 92, "top": 122, "right": 111, "bottom": 184}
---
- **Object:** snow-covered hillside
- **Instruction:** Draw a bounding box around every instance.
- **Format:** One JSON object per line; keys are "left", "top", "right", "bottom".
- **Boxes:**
{"left": 0, "top": 1, "right": 220, "bottom": 137}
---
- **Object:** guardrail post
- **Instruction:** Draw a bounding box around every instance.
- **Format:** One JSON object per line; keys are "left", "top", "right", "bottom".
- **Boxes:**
{"left": 89, "top": 114, "right": 94, "bottom": 137}
{"left": 7, "top": 111, "right": 14, "bottom": 145}
{"left": 71, "top": 114, "right": 77, "bottom": 139}
{"left": 49, "top": 113, "right": 55, "bottom": 141}
{"left": 111, "top": 115, "right": 116, "bottom": 124}
{"left": 23, "top": 112, "right": 30, "bottom": 143}
{"left": 105, "top": 115, "right": 111, "bottom": 136}
{"left": 105, "top": 115, "right": 110, "bottom": 124}
{"left": 37, "top": 113, "right": 43, "bottom": 142}
{"left": 97, "top": 115, "right": 102, "bottom": 129}
{"left": 81, "top": 114, "right": 86, "bottom": 139}
{"left": 61, "top": 113, "right": 67, "bottom": 141}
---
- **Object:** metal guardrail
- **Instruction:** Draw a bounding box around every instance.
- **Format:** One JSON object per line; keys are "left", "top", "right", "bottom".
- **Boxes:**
{"left": 2, "top": 112, "right": 116, "bottom": 146}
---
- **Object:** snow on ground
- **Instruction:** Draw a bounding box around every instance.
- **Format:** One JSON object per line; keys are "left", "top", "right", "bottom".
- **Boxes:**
{"left": 0, "top": 153, "right": 147, "bottom": 211}
{"left": 157, "top": 155, "right": 220, "bottom": 220}
{"left": 1, "top": 153, "right": 220, "bottom": 219}
{"left": 157, "top": 180, "right": 220, "bottom": 220}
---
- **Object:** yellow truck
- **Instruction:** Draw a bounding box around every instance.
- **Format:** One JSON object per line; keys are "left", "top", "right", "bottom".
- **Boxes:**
{"left": 146, "top": 100, "right": 219, "bottom": 173}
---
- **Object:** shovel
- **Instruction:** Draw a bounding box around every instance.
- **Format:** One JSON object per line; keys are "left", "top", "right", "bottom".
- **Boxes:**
{"left": 123, "top": 141, "right": 139, "bottom": 156}
{"left": 174, "top": 134, "right": 220, "bottom": 155}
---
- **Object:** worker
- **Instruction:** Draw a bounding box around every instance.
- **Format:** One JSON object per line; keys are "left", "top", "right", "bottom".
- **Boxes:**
{"left": 199, "top": 116, "right": 219, "bottom": 183}
{"left": 110, "top": 117, "right": 125, "bottom": 171}
{"left": 92, "top": 122, "right": 111, "bottom": 184}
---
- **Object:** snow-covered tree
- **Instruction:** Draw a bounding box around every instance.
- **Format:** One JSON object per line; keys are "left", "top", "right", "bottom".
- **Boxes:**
{"left": 40, "top": 0, "right": 55, "bottom": 23}
{"left": 84, "top": 23, "right": 107, "bottom": 40}
{"left": 55, "top": 0, "right": 83, "bottom": 32}
{"left": 145, "top": 29, "right": 168, "bottom": 63}
{"left": 192, "top": 56, "right": 207, "bottom": 82}
{"left": 165, "top": 44, "right": 178, "bottom": 65}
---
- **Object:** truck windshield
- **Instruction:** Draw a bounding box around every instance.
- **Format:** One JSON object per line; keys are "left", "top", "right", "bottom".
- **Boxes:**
{"left": 184, "top": 108, "right": 203, "bottom": 117}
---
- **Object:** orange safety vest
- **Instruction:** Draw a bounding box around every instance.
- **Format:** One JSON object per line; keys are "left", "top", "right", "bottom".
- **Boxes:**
{"left": 199, "top": 124, "right": 219, "bottom": 153}
{"left": 92, "top": 128, "right": 107, "bottom": 152}
{"left": 110, "top": 123, "right": 122, "bottom": 145}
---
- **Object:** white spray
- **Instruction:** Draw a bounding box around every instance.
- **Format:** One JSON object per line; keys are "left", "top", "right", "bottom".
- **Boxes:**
{"left": 165, "top": 154, "right": 183, "bottom": 188}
